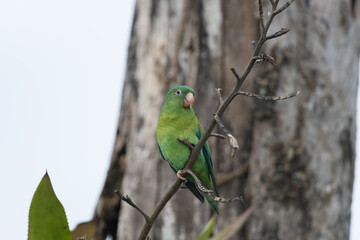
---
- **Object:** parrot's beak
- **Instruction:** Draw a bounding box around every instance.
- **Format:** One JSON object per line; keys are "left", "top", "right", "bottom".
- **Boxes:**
{"left": 183, "top": 92, "right": 194, "bottom": 108}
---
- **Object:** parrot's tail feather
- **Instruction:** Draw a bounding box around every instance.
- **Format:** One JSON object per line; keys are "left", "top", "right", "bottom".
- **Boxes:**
{"left": 185, "top": 181, "right": 204, "bottom": 202}
{"left": 204, "top": 194, "right": 219, "bottom": 215}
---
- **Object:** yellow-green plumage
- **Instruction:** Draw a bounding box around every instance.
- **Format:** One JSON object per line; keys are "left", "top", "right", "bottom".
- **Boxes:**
{"left": 156, "top": 86, "right": 219, "bottom": 214}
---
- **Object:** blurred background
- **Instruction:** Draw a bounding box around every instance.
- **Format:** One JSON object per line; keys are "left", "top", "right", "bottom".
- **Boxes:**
{"left": 0, "top": 1, "right": 359, "bottom": 240}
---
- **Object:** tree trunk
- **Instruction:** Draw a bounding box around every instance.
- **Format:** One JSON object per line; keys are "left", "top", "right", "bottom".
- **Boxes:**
{"left": 93, "top": 0, "right": 360, "bottom": 239}
{"left": 247, "top": 1, "right": 360, "bottom": 240}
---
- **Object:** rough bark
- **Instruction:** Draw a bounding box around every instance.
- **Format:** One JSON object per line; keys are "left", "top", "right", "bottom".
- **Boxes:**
{"left": 247, "top": 1, "right": 360, "bottom": 240}
{"left": 93, "top": 0, "right": 360, "bottom": 239}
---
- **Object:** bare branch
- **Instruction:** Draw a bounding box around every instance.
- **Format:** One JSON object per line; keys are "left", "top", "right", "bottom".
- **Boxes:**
{"left": 236, "top": 90, "right": 299, "bottom": 101}
{"left": 230, "top": 67, "right": 242, "bottom": 83}
{"left": 252, "top": 41, "right": 257, "bottom": 51}
{"left": 210, "top": 133, "right": 226, "bottom": 139}
{"left": 138, "top": 180, "right": 182, "bottom": 240}
{"left": 270, "top": 0, "right": 276, "bottom": 9}
{"left": 258, "top": 0, "right": 266, "bottom": 34}
{"left": 177, "top": 138, "right": 194, "bottom": 150}
{"left": 271, "top": 0, "right": 280, "bottom": 10}
{"left": 274, "top": 0, "right": 295, "bottom": 16}
{"left": 260, "top": 0, "right": 293, "bottom": 46}
{"left": 213, "top": 196, "right": 245, "bottom": 205}
{"left": 266, "top": 28, "right": 289, "bottom": 41}
{"left": 215, "top": 88, "right": 224, "bottom": 105}
{"left": 253, "top": 54, "right": 276, "bottom": 65}
{"left": 115, "top": 190, "right": 150, "bottom": 222}
{"left": 213, "top": 114, "right": 239, "bottom": 158}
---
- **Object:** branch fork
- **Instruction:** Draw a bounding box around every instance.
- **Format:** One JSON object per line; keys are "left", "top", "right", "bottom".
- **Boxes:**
{"left": 114, "top": 190, "right": 150, "bottom": 222}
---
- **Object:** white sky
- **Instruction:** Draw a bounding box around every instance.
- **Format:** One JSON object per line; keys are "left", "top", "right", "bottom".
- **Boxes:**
{"left": 0, "top": 1, "right": 135, "bottom": 239}
{"left": 0, "top": 1, "right": 359, "bottom": 240}
{"left": 351, "top": 62, "right": 360, "bottom": 240}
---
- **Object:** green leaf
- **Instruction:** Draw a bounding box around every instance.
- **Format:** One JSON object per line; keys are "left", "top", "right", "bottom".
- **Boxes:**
{"left": 196, "top": 215, "right": 217, "bottom": 240}
{"left": 28, "top": 172, "right": 72, "bottom": 240}
{"left": 209, "top": 205, "right": 254, "bottom": 240}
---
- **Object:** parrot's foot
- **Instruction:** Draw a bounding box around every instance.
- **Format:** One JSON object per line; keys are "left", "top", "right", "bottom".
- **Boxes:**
{"left": 177, "top": 170, "right": 187, "bottom": 181}
{"left": 180, "top": 182, "right": 188, "bottom": 189}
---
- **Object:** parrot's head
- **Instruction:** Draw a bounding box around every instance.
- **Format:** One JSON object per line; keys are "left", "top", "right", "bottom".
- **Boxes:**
{"left": 163, "top": 86, "right": 195, "bottom": 110}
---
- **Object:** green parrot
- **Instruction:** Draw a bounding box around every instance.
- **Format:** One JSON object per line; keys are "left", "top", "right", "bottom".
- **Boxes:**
{"left": 156, "top": 85, "right": 219, "bottom": 214}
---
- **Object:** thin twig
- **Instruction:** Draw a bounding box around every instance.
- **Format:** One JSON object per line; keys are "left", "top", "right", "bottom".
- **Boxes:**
{"left": 270, "top": 0, "right": 276, "bottom": 9}
{"left": 115, "top": 190, "right": 150, "bottom": 222}
{"left": 176, "top": 138, "right": 194, "bottom": 150}
{"left": 274, "top": 0, "right": 295, "bottom": 16}
{"left": 258, "top": 0, "right": 266, "bottom": 34}
{"left": 253, "top": 54, "right": 276, "bottom": 65}
{"left": 138, "top": 180, "right": 182, "bottom": 239}
{"left": 214, "top": 114, "right": 239, "bottom": 158}
{"left": 271, "top": 0, "right": 280, "bottom": 10}
{"left": 213, "top": 196, "right": 244, "bottom": 205}
{"left": 230, "top": 67, "right": 242, "bottom": 84}
{"left": 261, "top": 0, "right": 294, "bottom": 46}
{"left": 252, "top": 41, "right": 257, "bottom": 51}
{"left": 210, "top": 133, "right": 226, "bottom": 139}
{"left": 215, "top": 88, "right": 224, "bottom": 105}
{"left": 236, "top": 90, "right": 299, "bottom": 101}
{"left": 266, "top": 28, "right": 289, "bottom": 40}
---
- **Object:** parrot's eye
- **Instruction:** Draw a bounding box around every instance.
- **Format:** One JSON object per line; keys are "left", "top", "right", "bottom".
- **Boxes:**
{"left": 175, "top": 90, "right": 182, "bottom": 95}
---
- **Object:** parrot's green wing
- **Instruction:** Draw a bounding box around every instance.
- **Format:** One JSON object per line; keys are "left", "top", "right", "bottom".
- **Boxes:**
{"left": 196, "top": 125, "right": 219, "bottom": 196}
{"left": 158, "top": 144, "right": 205, "bottom": 202}
{"left": 157, "top": 144, "right": 166, "bottom": 160}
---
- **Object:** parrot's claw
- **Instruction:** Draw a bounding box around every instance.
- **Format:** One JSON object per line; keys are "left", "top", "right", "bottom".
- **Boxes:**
{"left": 180, "top": 182, "right": 188, "bottom": 189}
{"left": 177, "top": 170, "right": 187, "bottom": 181}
